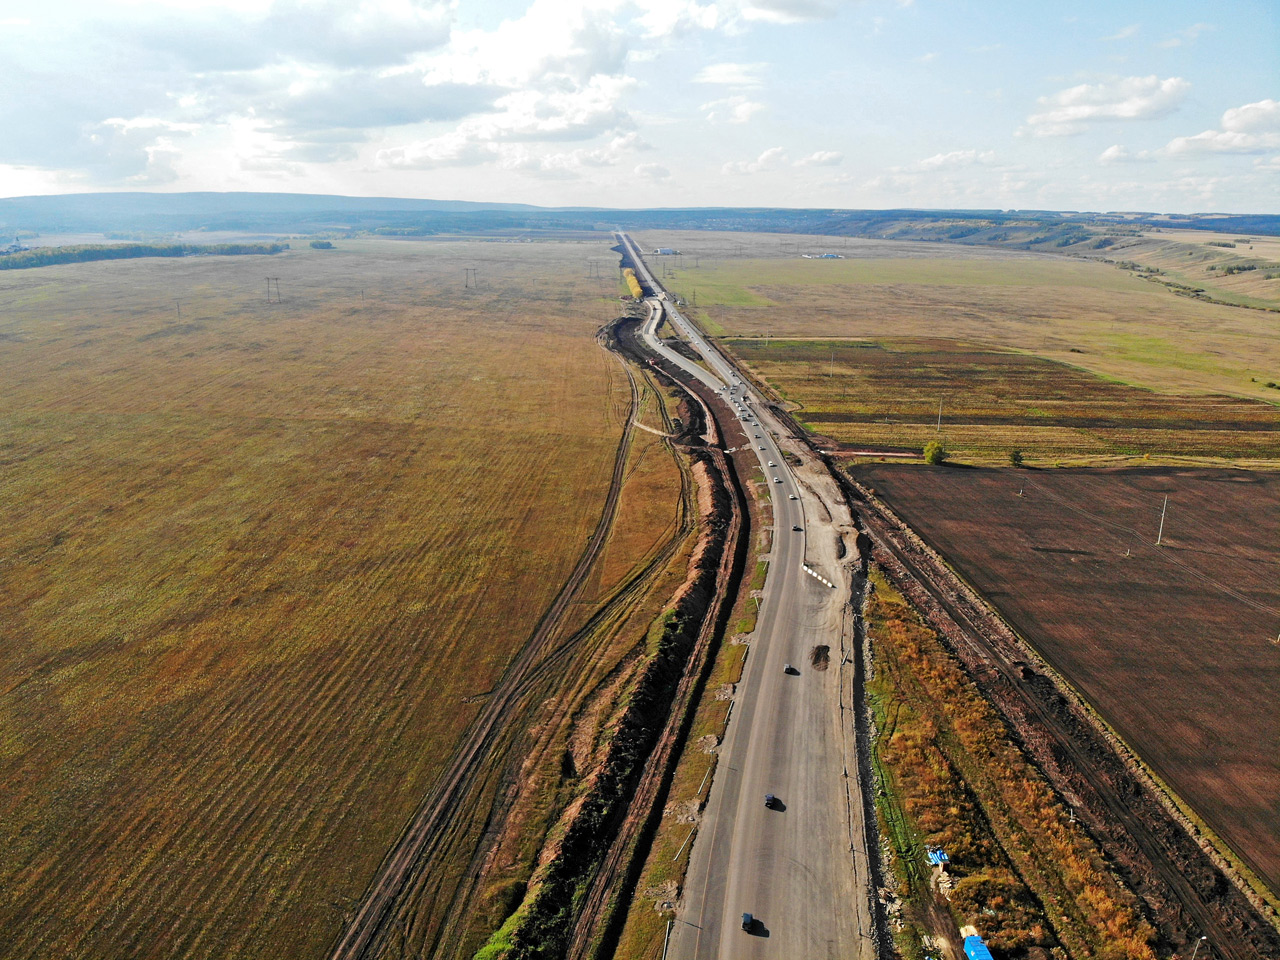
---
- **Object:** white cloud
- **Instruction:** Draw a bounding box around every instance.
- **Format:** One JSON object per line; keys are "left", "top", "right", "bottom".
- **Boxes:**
{"left": 915, "top": 52, "right": 937, "bottom": 64}
{"left": 722, "top": 146, "right": 788, "bottom": 174}
{"left": 1102, "top": 24, "right": 1140, "bottom": 41}
{"left": 797, "top": 150, "right": 843, "bottom": 166}
{"left": 1022, "top": 75, "right": 1190, "bottom": 136}
{"left": 1157, "top": 22, "right": 1213, "bottom": 49}
{"left": 635, "top": 161, "right": 671, "bottom": 181}
{"left": 1098, "top": 144, "right": 1153, "bottom": 164}
{"left": 377, "top": 132, "right": 498, "bottom": 170}
{"left": 1165, "top": 99, "right": 1280, "bottom": 155}
{"left": 500, "top": 149, "right": 582, "bottom": 180}
{"left": 634, "top": 0, "right": 722, "bottom": 39}
{"left": 742, "top": 0, "right": 837, "bottom": 25}
{"left": 701, "top": 96, "right": 766, "bottom": 123}
{"left": 914, "top": 149, "right": 995, "bottom": 170}
{"left": 693, "top": 62, "right": 766, "bottom": 86}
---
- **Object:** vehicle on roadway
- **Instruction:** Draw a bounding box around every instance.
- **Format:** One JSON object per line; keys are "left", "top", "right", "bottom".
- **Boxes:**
{"left": 783, "top": 663, "right": 796, "bottom": 675}
{"left": 788, "top": 494, "right": 798, "bottom": 500}
{"left": 768, "top": 461, "right": 775, "bottom": 466}
{"left": 793, "top": 524, "right": 803, "bottom": 531}
{"left": 773, "top": 477, "right": 783, "bottom": 483}
{"left": 764, "top": 794, "right": 779, "bottom": 809}
{"left": 741, "top": 912, "right": 754, "bottom": 932}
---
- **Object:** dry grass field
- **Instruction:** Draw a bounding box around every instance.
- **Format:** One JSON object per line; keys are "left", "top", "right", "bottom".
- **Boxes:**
{"left": 0, "top": 237, "right": 674, "bottom": 959}
{"left": 634, "top": 230, "right": 1280, "bottom": 402}
{"left": 851, "top": 464, "right": 1280, "bottom": 896}
{"left": 1104, "top": 228, "right": 1280, "bottom": 311}
{"left": 726, "top": 337, "right": 1280, "bottom": 462}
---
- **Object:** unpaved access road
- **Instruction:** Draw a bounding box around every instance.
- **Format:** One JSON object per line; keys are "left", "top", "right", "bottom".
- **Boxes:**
{"left": 619, "top": 234, "right": 877, "bottom": 960}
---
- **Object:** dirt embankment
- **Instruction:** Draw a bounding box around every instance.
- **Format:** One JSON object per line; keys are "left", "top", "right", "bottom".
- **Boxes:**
{"left": 492, "top": 315, "right": 751, "bottom": 960}
{"left": 839, "top": 476, "right": 1280, "bottom": 960}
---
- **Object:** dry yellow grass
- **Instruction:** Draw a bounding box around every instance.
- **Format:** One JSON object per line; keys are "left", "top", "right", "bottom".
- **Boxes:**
{"left": 0, "top": 238, "right": 670, "bottom": 959}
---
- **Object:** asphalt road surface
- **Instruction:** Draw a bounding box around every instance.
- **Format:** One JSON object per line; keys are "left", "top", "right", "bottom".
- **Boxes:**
{"left": 619, "top": 234, "right": 874, "bottom": 959}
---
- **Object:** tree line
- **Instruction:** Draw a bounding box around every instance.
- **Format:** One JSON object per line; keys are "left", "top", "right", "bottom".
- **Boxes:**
{"left": 0, "top": 242, "right": 288, "bottom": 270}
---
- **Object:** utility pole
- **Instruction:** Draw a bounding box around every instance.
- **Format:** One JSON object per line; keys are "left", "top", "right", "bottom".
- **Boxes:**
{"left": 265, "top": 278, "right": 281, "bottom": 302}
{"left": 937, "top": 396, "right": 943, "bottom": 433}
{"left": 1156, "top": 495, "right": 1169, "bottom": 546}
{"left": 464, "top": 267, "right": 478, "bottom": 289}
{"left": 1190, "top": 935, "right": 1207, "bottom": 960}
{"left": 175, "top": 300, "right": 181, "bottom": 319}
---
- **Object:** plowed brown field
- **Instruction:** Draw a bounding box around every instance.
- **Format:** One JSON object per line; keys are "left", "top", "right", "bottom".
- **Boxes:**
{"left": 850, "top": 463, "right": 1280, "bottom": 894}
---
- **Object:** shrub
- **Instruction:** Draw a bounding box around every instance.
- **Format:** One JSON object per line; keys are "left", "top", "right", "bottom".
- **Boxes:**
{"left": 923, "top": 440, "right": 948, "bottom": 465}
{"left": 309, "top": 240, "right": 334, "bottom": 249}
{"left": 1009, "top": 450, "right": 1024, "bottom": 468}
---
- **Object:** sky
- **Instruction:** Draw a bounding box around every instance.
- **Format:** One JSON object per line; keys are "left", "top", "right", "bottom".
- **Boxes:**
{"left": 1, "top": 0, "right": 1277, "bottom": 212}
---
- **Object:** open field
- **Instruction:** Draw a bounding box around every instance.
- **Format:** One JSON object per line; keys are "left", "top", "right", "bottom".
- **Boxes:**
{"left": 0, "top": 238, "right": 675, "bottom": 959}
{"left": 1095, "top": 228, "right": 1280, "bottom": 311}
{"left": 726, "top": 337, "right": 1280, "bottom": 462}
{"left": 849, "top": 464, "right": 1280, "bottom": 896}
{"left": 633, "top": 230, "right": 1280, "bottom": 402}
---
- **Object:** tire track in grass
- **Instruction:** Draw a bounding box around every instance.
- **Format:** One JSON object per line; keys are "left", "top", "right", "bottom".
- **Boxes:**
{"left": 330, "top": 349, "right": 645, "bottom": 960}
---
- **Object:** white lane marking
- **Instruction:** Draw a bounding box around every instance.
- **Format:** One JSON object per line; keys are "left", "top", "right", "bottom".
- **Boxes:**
{"left": 802, "top": 564, "right": 837, "bottom": 589}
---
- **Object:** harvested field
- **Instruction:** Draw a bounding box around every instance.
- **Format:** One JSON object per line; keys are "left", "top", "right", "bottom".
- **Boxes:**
{"left": 634, "top": 230, "right": 1280, "bottom": 402}
{"left": 0, "top": 239, "right": 678, "bottom": 959}
{"left": 727, "top": 337, "right": 1280, "bottom": 461}
{"left": 850, "top": 463, "right": 1280, "bottom": 896}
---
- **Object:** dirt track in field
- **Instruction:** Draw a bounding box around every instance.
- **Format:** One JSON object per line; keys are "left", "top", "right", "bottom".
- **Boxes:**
{"left": 841, "top": 471, "right": 1280, "bottom": 960}
{"left": 329, "top": 345, "right": 654, "bottom": 960}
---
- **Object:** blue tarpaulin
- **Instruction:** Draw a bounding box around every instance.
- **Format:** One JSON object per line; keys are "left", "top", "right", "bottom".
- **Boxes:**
{"left": 964, "top": 935, "right": 994, "bottom": 960}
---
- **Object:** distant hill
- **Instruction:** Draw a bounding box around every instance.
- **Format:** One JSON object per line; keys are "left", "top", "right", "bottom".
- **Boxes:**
{"left": 0, "top": 191, "right": 557, "bottom": 235}
{"left": 1, "top": 191, "right": 1277, "bottom": 240}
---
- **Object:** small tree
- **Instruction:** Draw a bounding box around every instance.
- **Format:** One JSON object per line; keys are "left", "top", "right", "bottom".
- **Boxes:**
{"left": 1009, "top": 449, "right": 1024, "bottom": 467}
{"left": 923, "top": 440, "right": 948, "bottom": 465}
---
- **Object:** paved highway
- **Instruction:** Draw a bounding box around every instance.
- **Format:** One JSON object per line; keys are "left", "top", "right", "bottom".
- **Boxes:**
{"left": 617, "top": 234, "right": 874, "bottom": 959}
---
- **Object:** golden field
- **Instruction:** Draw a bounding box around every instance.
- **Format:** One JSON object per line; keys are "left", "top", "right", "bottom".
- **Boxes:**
{"left": 0, "top": 238, "right": 678, "bottom": 959}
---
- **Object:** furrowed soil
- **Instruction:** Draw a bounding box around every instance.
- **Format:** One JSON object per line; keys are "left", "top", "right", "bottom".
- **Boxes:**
{"left": 0, "top": 239, "right": 675, "bottom": 960}
{"left": 850, "top": 464, "right": 1280, "bottom": 897}
{"left": 725, "top": 337, "right": 1280, "bottom": 462}
{"left": 633, "top": 230, "right": 1280, "bottom": 402}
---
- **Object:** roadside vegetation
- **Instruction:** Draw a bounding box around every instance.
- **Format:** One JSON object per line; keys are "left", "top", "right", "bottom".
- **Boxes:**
{"left": 608, "top": 471, "right": 770, "bottom": 960}
{"left": 865, "top": 569, "right": 1157, "bottom": 960}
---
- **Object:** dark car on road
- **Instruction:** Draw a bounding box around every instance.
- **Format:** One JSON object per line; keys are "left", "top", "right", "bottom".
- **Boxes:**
{"left": 742, "top": 912, "right": 754, "bottom": 931}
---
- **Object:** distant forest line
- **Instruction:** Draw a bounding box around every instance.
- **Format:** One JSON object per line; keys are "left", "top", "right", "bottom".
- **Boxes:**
{"left": 2, "top": 193, "right": 1277, "bottom": 243}
{"left": 0, "top": 241, "right": 288, "bottom": 270}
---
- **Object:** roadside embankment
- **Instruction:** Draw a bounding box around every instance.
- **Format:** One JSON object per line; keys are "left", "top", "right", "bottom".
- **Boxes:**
{"left": 471, "top": 314, "right": 749, "bottom": 960}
